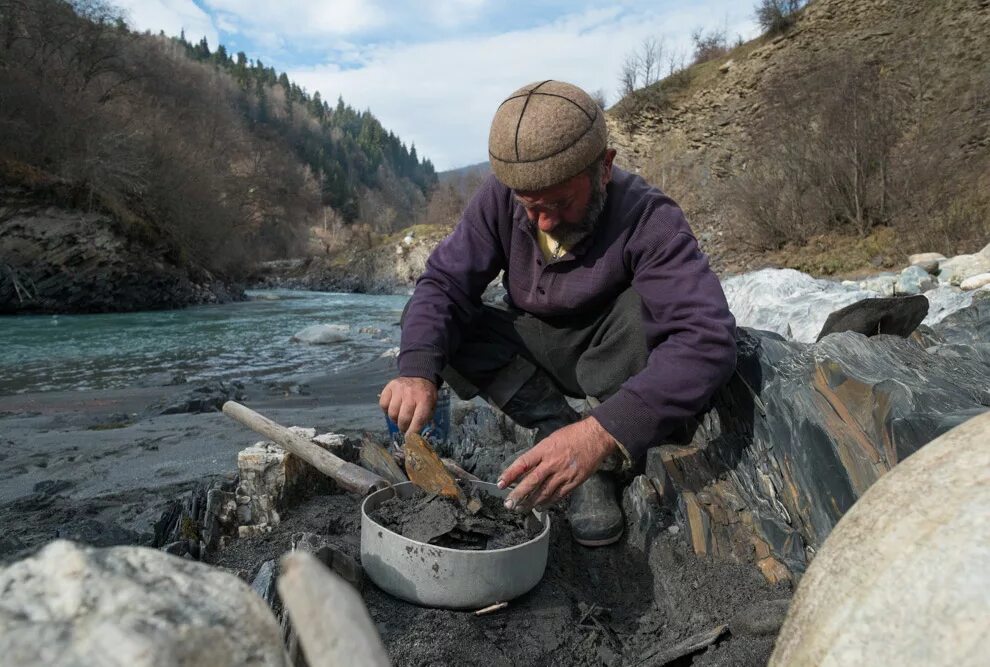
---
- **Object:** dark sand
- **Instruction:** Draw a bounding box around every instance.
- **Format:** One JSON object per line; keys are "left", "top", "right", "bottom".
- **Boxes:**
{"left": 211, "top": 490, "right": 790, "bottom": 666}
{"left": 1, "top": 353, "right": 790, "bottom": 665}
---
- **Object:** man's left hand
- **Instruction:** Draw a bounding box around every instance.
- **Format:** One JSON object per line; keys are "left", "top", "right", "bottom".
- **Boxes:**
{"left": 497, "top": 417, "right": 617, "bottom": 512}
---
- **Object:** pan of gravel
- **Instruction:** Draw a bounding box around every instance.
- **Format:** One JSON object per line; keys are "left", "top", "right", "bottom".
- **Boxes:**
{"left": 361, "top": 480, "right": 550, "bottom": 609}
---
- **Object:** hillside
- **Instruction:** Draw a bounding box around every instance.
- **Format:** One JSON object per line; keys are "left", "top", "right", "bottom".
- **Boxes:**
{"left": 0, "top": 0, "right": 436, "bottom": 313}
{"left": 607, "top": 0, "right": 990, "bottom": 276}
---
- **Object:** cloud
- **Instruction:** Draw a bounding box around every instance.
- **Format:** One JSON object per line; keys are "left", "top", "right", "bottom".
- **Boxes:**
{"left": 203, "top": 0, "right": 386, "bottom": 39}
{"left": 114, "top": 0, "right": 219, "bottom": 46}
{"left": 289, "top": 2, "right": 759, "bottom": 170}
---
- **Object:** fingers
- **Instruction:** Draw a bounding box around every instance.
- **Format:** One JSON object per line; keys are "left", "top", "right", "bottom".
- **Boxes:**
{"left": 506, "top": 464, "right": 550, "bottom": 510}
{"left": 378, "top": 385, "right": 392, "bottom": 412}
{"left": 397, "top": 398, "right": 416, "bottom": 433}
{"left": 407, "top": 399, "right": 433, "bottom": 436}
{"left": 498, "top": 449, "right": 537, "bottom": 488}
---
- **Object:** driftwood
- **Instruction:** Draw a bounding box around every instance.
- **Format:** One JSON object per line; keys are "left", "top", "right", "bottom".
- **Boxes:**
{"left": 278, "top": 551, "right": 390, "bottom": 667}
{"left": 222, "top": 401, "right": 388, "bottom": 496}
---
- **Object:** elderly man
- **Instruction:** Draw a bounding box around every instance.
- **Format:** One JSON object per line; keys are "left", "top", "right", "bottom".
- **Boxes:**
{"left": 380, "top": 80, "right": 736, "bottom": 546}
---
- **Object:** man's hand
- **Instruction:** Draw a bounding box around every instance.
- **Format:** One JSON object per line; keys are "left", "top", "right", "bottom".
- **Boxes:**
{"left": 379, "top": 376, "right": 437, "bottom": 436}
{"left": 497, "top": 417, "right": 617, "bottom": 512}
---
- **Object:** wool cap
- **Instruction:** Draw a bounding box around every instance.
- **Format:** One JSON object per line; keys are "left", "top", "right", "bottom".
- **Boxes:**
{"left": 488, "top": 80, "right": 607, "bottom": 192}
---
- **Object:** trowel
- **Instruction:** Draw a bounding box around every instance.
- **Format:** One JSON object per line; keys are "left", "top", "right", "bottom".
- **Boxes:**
{"left": 404, "top": 433, "right": 482, "bottom": 514}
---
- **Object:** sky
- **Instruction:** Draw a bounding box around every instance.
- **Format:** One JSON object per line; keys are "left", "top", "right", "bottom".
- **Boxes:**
{"left": 114, "top": 1, "right": 760, "bottom": 171}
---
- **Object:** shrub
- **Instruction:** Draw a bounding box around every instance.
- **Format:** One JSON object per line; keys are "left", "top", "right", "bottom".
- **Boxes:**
{"left": 755, "top": 0, "right": 804, "bottom": 35}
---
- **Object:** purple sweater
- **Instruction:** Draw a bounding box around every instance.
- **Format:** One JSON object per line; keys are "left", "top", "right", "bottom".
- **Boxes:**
{"left": 399, "top": 167, "right": 737, "bottom": 458}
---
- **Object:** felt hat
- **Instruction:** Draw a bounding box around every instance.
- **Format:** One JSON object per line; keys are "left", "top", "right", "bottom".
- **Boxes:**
{"left": 488, "top": 80, "right": 607, "bottom": 191}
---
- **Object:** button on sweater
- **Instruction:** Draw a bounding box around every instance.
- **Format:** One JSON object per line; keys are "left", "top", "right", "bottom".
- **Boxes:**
{"left": 398, "top": 167, "right": 737, "bottom": 459}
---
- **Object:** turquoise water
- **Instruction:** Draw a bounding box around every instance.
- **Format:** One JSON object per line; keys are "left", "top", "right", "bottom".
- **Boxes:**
{"left": 0, "top": 290, "right": 409, "bottom": 394}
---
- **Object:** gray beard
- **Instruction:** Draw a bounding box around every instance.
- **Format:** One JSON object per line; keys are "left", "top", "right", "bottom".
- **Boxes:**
{"left": 545, "top": 179, "right": 607, "bottom": 248}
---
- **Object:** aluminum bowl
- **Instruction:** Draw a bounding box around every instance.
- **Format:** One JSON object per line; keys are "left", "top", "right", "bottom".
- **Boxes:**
{"left": 360, "top": 480, "right": 550, "bottom": 609}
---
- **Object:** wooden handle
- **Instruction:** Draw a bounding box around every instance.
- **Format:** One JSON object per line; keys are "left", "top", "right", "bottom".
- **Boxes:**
{"left": 222, "top": 401, "right": 388, "bottom": 496}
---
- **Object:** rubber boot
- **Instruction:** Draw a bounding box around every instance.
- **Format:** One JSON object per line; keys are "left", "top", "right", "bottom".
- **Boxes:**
{"left": 567, "top": 472, "right": 624, "bottom": 547}
{"left": 496, "top": 369, "right": 579, "bottom": 442}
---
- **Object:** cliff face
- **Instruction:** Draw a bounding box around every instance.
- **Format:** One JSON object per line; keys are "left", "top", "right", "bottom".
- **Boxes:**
{"left": 0, "top": 188, "right": 241, "bottom": 314}
{"left": 607, "top": 0, "right": 990, "bottom": 271}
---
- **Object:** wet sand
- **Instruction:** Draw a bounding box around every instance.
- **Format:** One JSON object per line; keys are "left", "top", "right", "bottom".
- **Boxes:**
{"left": 0, "top": 356, "right": 396, "bottom": 562}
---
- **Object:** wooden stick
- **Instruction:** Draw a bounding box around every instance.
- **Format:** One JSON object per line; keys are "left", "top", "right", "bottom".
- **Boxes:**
{"left": 474, "top": 601, "right": 508, "bottom": 616}
{"left": 222, "top": 401, "right": 388, "bottom": 496}
{"left": 278, "top": 551, "right": 390, "bottom": 667}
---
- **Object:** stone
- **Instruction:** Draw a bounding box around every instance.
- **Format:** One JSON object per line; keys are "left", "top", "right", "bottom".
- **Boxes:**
{"left": 730, "top": 599, "right": 791, "bottom": 637}
{"left": 251, "top": 559, "right": 278, "bottom": 607}
{"left": 236, "top": 439, "right": 327, "bottom": 528}
{"left": 771, "top": 411, "right": 990, "bottom": 667}
{"left": 961, "top": 272, "right": 990, "bottom": 291}
{"left": 921, "top": 285, "right": 974, "bottom": 325}
{"left": 859, "top": 273, "right": 898, "bottom": 296}
{"left": 895, "top": 265, "right": 936, "bottom": 295}
{"left": 201, "top": 488, "right": 238, "bottom": 552}
{"left": 907, "top": 252, "right": 946, "bottom": 273}
{"left": 661, "top": 325, "right": 990, "bottom": 580}
{"left": 291, "top": 532, "right": 363, "bottom": 590}
{"left": 290, "top": 323, "right": 350, "bottom": 344}
{"left": 718, "top": 59, "right": 735, "bottom": 73}
{"left": 157, "top": 380, "right": 245, "bottom": 415}
{"left": 939, "top": 252, "right": 990, "bottom": 286}
{"left": 622, "top": 475, "right": 663, "bottom": 551}
{"left": 722, "top": 268, "right": 875, "bottom": 342}
{"left": 815, "top": 295, "right": 929, "bottom": 340}
{"left": 0, "top": 540, "right": 288, "bottom": 666}
{"left": 56, "top": 518, "right": 145, "bottom": 549}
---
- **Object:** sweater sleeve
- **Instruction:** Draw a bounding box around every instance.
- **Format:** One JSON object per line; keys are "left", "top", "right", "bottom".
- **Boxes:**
{"left": 397, "top": 177, "right": 506, "bottom": 383}
{"left": 590, "top": 204, "right": 737, "bottom": 459}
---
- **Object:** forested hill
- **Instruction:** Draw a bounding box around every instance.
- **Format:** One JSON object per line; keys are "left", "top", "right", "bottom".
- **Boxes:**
{"left": 0, "top": 0, "right": 436, "bottom": 309}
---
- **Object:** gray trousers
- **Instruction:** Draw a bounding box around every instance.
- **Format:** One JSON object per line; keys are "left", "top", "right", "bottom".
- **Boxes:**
{"left": 442, "top": 289, "right": 649, "bottom": 407}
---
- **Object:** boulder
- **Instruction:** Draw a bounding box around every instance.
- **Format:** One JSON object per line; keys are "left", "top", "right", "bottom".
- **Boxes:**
{"left": 815, "top": 295, "right": 928, "bottom": 340}
{"left": 0, "top": 540, "right": 288, "bottom": 667}
{"left": 658, "top": 321, "right": 990, "bottom": 580}
{"left": 921, "top": 285, "right": 974, "bottom": 325}
{"left": 770, "top": 411, "right": 990, "bottom": 667}
{"left": 291, "top": 324, "right": 350, "bottom": 345}
{"left": 939, "top": 252, "right": 990, "bottom": 286}
{"left": 858, "top": 273, "right": 897, "bottom": 296}
{"left": 907, "top": 252, "right": 946, "bottom": 273}
{"left": 895, "top": 265, "right": 935, "bottom": 295}
{"left": 961, "top": 272, "right": 990, "bottom": 291}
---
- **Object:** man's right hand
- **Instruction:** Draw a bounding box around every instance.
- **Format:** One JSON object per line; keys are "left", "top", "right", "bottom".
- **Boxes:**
{"left": 379, "top": 376, "right": 438, "bottom": 436}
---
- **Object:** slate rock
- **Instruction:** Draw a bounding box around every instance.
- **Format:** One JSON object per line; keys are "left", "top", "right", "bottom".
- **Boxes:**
{"left": 816, "top": 295, "right": 929, "bottom": 340}
{"left": 251, "top": 559, "right": 278, "bottom": 607}
{"left": 56, "top": 518, "right": 144, "bottom": 548}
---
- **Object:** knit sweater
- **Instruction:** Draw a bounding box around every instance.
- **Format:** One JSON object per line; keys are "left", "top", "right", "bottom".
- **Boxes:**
{"left": 398, "top": 167, "right": 737, "bottom": 459}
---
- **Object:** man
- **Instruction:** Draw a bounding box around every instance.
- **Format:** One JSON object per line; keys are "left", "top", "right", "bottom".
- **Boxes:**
{"left": 380, "top": 80, "right": 736, "bottom": 547}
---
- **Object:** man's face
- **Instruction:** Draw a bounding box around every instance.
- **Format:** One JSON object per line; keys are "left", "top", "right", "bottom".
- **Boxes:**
{"left": 513, "top": 149, "right": 616, "bottom": 240}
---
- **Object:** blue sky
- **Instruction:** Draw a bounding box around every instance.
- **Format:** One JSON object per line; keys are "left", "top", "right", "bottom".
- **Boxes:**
{"left": 115, "top": 1, "right": 759, "bottom": 170}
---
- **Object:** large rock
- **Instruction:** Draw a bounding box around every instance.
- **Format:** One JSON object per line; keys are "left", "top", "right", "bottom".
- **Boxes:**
{"left": 770, "top": 411, "right": 990, "bottom": 666}
{"left": 0, "top": 540, "right": 288, "bottom": 666}
{"left": 291, "top": 324, "right": 350, "bottom": 345}
{"left": 939, "top": 248, "right": 990, "bottom": 286}
{"left": 656, "top": 316, "right": 990, "bottom": 581}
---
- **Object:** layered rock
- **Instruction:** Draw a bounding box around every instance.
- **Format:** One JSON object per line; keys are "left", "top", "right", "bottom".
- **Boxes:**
{"left": 0, "top": 192, "right": 242, "bottom": 314}
{"left": 645, "top": 300, "right": 990, "bottom": 582}
{"left": 0, "top": 540, "right": 288, "bottom": 667}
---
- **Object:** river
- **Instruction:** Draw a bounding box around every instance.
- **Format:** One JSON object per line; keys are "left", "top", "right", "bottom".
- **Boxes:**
{"left": 0, "top": 290, "right": 409, "bottom": 395}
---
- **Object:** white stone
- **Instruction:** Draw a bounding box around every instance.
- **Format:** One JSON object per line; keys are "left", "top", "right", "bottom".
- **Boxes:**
{"left": 859, "top": 273, "right": 897, "bottom": 296}
{"left": 402, "top": 234, "right": 414, "bottom": 245}
{"left": 960, "top": 272, "right": 990, "bottom": 291}
{"left": 771, "top": 411, "right": 990, "bottom": 667}
{"left": 895, "top": 265, "right": 936, "bottom": 295}
{"left": 312, "top": 432, "right": 347, "bottom": 449}
{"left": 908, "top": 252, "right": 946, "bottom": 267}
{"left": 722, "top": 269, "right": 875, "bottom": 343}
{"left": 938, "top": 253, "right": 990, "bottom": 286}
{"left": 921, "top": 286, "right": 974, "bottom": 326}
{"left": 0, "top": 541, "right": 288, "bottom": 667}
{"left": 290, "top": 324, "right": 350, "bottom": 345}
{"left": 236, "top": 440, "right": 321, "bottom": 528}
